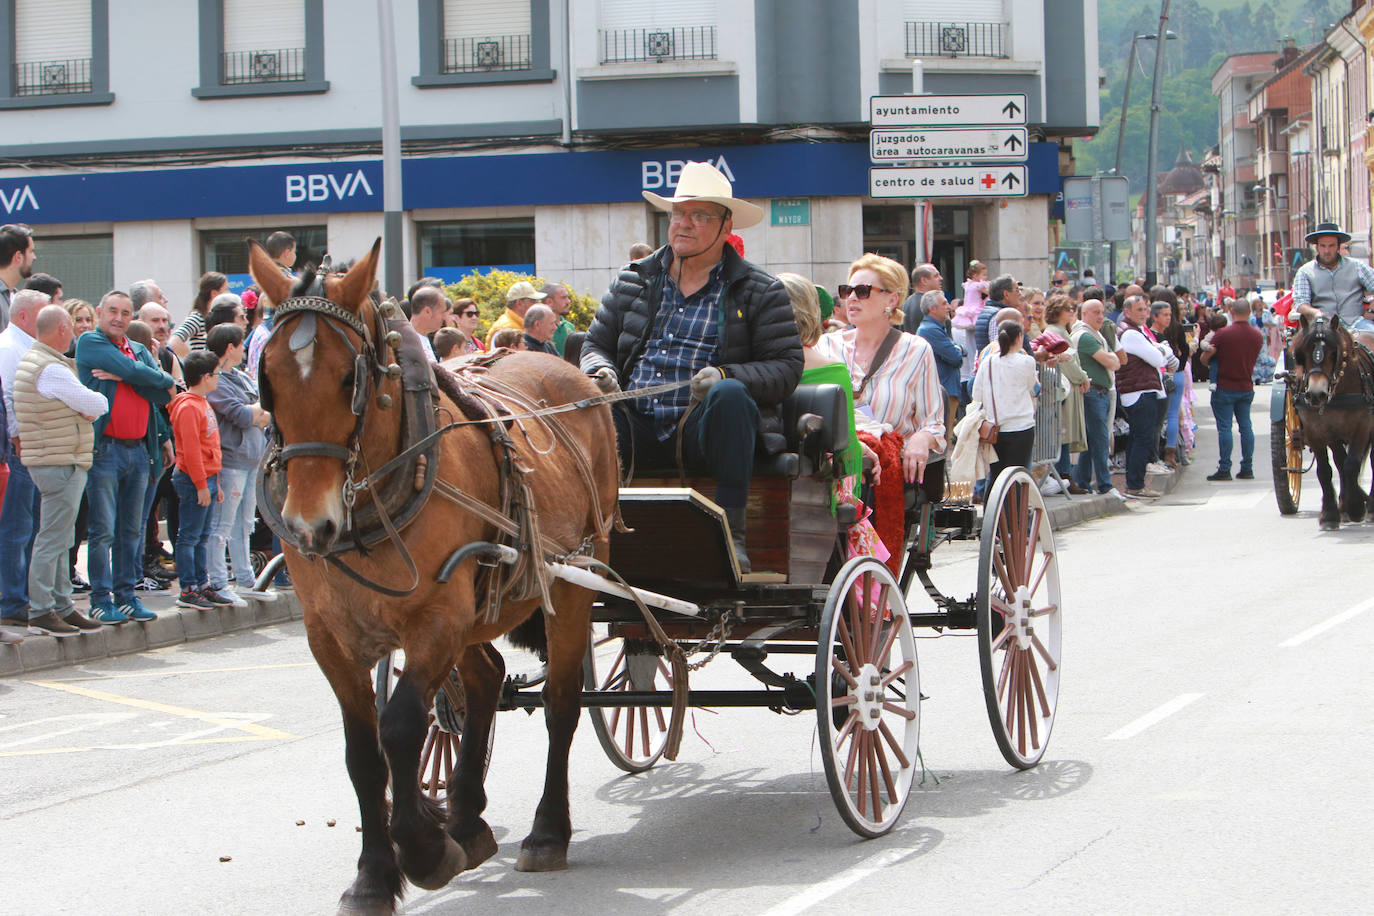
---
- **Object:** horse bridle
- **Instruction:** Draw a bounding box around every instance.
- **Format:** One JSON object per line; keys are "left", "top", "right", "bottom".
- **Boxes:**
{"left": 260, "top": 276, "right": 404, "bottom": 484}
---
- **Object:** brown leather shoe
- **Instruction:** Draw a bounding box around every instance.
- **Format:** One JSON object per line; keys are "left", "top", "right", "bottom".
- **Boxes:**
{"left": 28, "top": 611, "right": 80, "bottom": 637}
{"left": 63, "top": 610, "right": 103, "bottom": 631}
{"left": 1066, "top": 483, "right": 1091, "bottom": 495}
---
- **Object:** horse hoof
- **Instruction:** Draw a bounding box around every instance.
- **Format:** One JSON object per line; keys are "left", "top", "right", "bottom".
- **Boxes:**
{"left": 1321, "top": 518, "right": 1341, "bottom": 531}
{"left": 514, "top": 846, "right": 568, "bottom": 872}
{"left": 406, "top": 837, "right": 467, "bottom": 890}
{"left": 337, "top": 892, "right": 394, "bottom": 916}
{"left": 457, "top": 825, "right": 499, "bottom": 871}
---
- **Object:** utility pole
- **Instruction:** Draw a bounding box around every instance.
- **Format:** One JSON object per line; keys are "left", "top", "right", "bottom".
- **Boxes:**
{"left": 1143, "top": 0, "right": 1172, "bottom": 289}
{"left": 377, "top": 0, "right": 404, "bottom": 298}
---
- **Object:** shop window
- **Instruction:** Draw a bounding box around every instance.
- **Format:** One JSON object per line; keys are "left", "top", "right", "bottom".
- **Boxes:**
{"left": 193, "top": 0, "right": 328, "bottom": 99}
{"left": 0, "top": 0, "right": 113, "bottom": 110}
{"left": 413, "top": 0, "right": 553, "bottom": 88}
{"left": 200, "top": 226, "right": 326, "bottom": 292}
{"left": 36, "top": 235, "right": 113, "bottom": 305}
{"left": 419, "top": 220, "right": 535, "bottom": 283}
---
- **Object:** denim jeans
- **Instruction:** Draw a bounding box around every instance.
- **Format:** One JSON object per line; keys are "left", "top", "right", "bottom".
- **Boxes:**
{"left": 1164, "top": 370, "right": 1186, "bottom": 449}
{"left": 0, "top": 456, "right": 41, "bottom": 618}
{"left": 1073, "top": 387, "right": 1112, "bottom": 493}
{"left": 208, "top": 466, "right": 257, "bottom": 589}
{"left": 1211, "top": 387, "right": 1255, "bottom": 473}
{"left": 86, "top": 441, "right": 152, "bottom": 605}
{"left": 174, "top": 470, "right": 219, "bottom": 590}
{"left": 614, "top": 378, "right": 760, "bottom": 508}
{"left": 1122, "top": 394, "right": 1161, "bottom": 490}
{"left": 28, "top": 465, "right": 87, "bottom": 618}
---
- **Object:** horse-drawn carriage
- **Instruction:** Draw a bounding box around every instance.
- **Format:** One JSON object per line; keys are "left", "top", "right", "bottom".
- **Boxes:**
{"left": 247, "top": 242, "right": 1061, "bottom": 913}
{"left": 1270, "top": 315, "right": 1374, "bottom": 527}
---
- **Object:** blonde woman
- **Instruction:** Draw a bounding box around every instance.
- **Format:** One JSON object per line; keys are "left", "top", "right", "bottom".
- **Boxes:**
{"left": 814, "top": 254, "right": 945, "bottom": 485}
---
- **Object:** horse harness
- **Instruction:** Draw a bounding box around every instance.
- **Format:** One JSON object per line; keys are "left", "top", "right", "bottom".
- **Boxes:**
{"left": 1295, "top": 316, "right": 1374, "bottom": 413}
{"left": 255, "top": 279, "right": 616, "bottom": 618}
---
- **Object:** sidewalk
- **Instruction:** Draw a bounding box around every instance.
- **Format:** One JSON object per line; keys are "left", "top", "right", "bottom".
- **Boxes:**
{"left": 0, "top": 586, "right": 303, "bottom": 677}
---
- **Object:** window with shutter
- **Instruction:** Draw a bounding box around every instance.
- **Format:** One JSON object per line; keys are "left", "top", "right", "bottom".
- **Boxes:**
{"left": 441, "top": 0, "right": 533, "bottom": 73}
{"left": 13, "top": 0, "right": 93, "bottom": 96}
{"left": 598, "top": 0, "right": 717, "bottom": 64}
{"left": 902, "top": 0, "right": 1007, "bottom": 59}
{"left": 222, "top": 0, "right": 307, "bottom": 84}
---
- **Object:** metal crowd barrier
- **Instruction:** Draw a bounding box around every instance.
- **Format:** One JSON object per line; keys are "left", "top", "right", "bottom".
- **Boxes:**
{"left": 1032, "top": 365, "right": 1068, "bottom": 494}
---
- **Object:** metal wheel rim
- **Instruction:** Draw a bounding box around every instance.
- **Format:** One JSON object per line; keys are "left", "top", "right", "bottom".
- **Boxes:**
{"left": 976, "top": 468, "right": 1061, "bottom": 769}
{"left": 1284, "top": 397, "right": 1303, "bottom": 507}
{"left": 815, "top": 556, "right": 920, "bottom": 838}
{"left": 584, "top": 623, "right": 678, "bottom": 773}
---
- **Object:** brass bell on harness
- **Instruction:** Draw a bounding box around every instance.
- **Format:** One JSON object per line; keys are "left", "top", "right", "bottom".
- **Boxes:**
{"left": 376, "top": 393, "right": 394, "bottom": 409}
{"left": 385, "top": 363, "right": 402, "bottom": 380}
{"left": 378, "top": 299, "right": 399, "bottom": 319}
{"left": 385, "top": 330, "right": 403, "bottom": 349}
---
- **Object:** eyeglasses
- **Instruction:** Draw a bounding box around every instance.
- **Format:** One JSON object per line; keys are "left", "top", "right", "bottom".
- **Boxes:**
{"left": 669, "top": 208, "right": 726, "bottom": 227}
{"left": 460, "top": 310, "right": 479, "bottom": 317}
{"left": 837, "top": 284, "right": 891, "bottom": 300}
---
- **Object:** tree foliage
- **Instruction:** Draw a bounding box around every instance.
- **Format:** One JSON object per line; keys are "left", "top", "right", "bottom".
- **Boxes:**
{"left": 443, "top": 269, "right": 598, "bottom": 340}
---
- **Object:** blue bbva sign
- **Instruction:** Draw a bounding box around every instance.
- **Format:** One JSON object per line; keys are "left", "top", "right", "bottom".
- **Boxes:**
{"left": 0, "top": 142, "right": 1060, "bottom": 225}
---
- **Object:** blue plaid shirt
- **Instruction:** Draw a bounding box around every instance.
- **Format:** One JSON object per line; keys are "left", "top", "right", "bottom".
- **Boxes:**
{"left": 628, "top": 258, "right": 726, "bottom": 440}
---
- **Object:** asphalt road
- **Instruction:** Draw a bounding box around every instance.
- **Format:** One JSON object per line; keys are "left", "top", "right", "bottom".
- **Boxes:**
{"left": 2, "top": 393, "right": 1372, "bottom": 915}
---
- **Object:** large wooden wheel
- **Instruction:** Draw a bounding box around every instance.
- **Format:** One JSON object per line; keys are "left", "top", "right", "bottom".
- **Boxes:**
{"left": 976, "top": 467, "right": 1062, "bottom": 770}
{"left": 815, "top": 556, "right": 920, "bottom": 838}
{"left": 584, "top": 623, "right": 681, "bottom": 773}
{"left": 1272, "top": 386, "right": 1303, "bottom": 515}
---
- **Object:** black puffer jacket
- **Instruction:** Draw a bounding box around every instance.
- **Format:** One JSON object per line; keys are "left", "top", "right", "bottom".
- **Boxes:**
{"left": 581, "top": 244, "right": 803, "bottom": 408}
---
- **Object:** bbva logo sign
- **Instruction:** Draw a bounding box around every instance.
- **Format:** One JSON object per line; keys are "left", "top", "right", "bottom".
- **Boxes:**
{"left": 285, "top": 169, "right": 375, "bottom": 203}
{"left": 0, "top": 185, "right": 39, "bottom": 214}
{"left": 641, "top": 155, "right": 734, "bottom": 190}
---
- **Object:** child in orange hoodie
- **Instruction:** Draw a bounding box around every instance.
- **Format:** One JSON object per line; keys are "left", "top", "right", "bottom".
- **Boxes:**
{"left": 169, "top": 352, "right": 228, "bottom": 610}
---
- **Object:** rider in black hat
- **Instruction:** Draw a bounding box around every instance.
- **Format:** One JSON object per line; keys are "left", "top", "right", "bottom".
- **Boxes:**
{"left": 1292, "top": 221, "right": 1374, "bottom": 338}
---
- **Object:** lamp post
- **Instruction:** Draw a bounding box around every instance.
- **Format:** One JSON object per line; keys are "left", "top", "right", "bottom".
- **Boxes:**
{"left": 1143, "top": 0, "right": 1174, "bottom": 289}
{"left": 1110, "top": 29, "right": 1175, "bottom": 283}
{"left": 376, "top": 0, "right": 403, "bottom": 298}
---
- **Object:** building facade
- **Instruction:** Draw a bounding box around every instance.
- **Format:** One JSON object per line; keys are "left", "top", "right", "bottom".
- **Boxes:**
{"left": 0, "top": 0, "right": 1098, "bottom": 313}
{"left": 1211, "top": 51, "right": 1274, "bottom": 290}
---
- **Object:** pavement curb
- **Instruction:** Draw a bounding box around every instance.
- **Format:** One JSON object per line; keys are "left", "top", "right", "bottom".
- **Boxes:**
{"left": 0, "top": 592, "right": 304, "bottom": 678}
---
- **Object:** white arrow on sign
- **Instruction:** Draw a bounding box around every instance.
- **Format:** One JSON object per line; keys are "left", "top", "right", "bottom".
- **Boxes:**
{"left": 869, "top": 94, "right": 1027, "bottom": 127}
{"left": 870, "top": 127, "right": 1027, "bottom": 163}
{"left": 869, "top": 166, "right": 1028, "bottom": 199}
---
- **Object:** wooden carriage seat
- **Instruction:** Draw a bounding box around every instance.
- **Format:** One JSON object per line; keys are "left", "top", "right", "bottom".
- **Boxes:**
{"left": 612, "top": 384, "right": 850, "bottom": 586}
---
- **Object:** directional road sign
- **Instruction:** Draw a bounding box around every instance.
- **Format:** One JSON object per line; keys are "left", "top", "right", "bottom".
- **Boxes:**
{"left": 870, "top": 127, "right": 1028, "bottom": 163}
{"left": 869, "top": 94, "right": 1027, "bottom": 127}
{"left": 869, "top": 165, "right": 1028, "bottom": 199}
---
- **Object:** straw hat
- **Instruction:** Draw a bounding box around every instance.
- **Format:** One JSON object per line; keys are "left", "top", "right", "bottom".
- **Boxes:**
{"left": 505, "top": 280, "right": 547, "bottom": 303}
{"left": 642, "top": 161, "right": 763, "bottom": 230}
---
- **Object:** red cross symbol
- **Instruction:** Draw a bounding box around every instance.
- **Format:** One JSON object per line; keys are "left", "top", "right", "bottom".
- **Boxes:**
{"left": 981, "top": 173, "right": 996, "bottom": 189}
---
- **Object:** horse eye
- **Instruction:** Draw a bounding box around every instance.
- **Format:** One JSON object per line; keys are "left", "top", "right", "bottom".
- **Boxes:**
{"left": 341, "top": 370, "right": 355, "bottom": 391}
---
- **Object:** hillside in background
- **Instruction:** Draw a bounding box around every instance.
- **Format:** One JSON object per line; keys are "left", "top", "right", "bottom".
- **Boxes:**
{"left": 1078, "top": 0, "right": 1343, "bottom": 189}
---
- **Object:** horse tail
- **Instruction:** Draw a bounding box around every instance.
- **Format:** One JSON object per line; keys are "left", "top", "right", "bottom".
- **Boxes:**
{"left": 506, "top": 608, "right": 548, "bottom": 661}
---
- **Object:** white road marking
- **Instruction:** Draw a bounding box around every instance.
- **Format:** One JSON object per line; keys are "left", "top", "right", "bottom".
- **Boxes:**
{"left": 1197, "top": 491, "right": 1268, "bottom": 512}
{"left": 1279, "top": 596, "right": 1374, "bottom": 648}
{"left": 757, "top": 846, "right": 921, "bottom": 916}
{"left": 1105, "top": 693, "right": 1203, "bottom": 741}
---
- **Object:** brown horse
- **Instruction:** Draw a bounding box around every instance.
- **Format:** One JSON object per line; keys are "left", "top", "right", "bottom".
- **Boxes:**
{"left": 1290, "top": 314, "right": 1374, "bottom": 530}
{"left": 249, "top": 241, "right": 619, "bottom": 915}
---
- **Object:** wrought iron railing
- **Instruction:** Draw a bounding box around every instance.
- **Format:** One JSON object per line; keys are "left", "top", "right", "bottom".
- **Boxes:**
{"left": 442, "top": 34, "right": 532, "bottom": 72}
{"left": 221, "top": 47, "right": 306, "bottom": 84}
{"left": 905, "top": 21, "right": 1008, "bottom": 59}
{"left": 599, "top": 26, "right": 717, "bottom": 64}
{"left": 13, "top": 57, "right": 92, "bottom": 96}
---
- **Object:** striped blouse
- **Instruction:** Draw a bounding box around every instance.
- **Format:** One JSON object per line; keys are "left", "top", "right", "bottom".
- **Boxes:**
{"left": 814, "top": 328, "right": 947, "bottom": 454}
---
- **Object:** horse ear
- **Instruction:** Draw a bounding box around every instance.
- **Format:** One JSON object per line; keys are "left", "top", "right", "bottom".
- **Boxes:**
{"left": 249, "top": 239, "right": 292, "bottom": 308}
{"left": 336, "top": 238, "right": 383, "bottom": 312}
{"left": 1332, "top": 313, "right": 1343, "bottom": 329}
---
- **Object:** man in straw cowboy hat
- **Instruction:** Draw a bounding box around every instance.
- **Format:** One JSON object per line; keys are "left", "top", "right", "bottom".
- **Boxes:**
{"left": 1291, "top": 221, "right": 1374, "bottom": 345}
{"left": 581, "top": 161, "right": 803, "bottom": 573}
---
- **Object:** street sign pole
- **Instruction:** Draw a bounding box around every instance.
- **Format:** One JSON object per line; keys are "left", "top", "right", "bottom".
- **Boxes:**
{"left": 910, "top": 61, "right": 927, "bottom": 272}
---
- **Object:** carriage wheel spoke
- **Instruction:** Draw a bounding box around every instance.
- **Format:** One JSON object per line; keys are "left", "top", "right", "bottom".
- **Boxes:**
{"left": 831, "top": 655, "right": 860, "bottom": 688}
{"left": 866, "top": 734, "right": 883, "bottom": 816}
{"left": 1020, "top": 658, "right": 1037, "bottom": 752}
{"left": 1031, "top": 632, "right": 1059, "bottom": 670}
{"left": 608, "top": 704, "right": 622, "bottom": 733}
{"left": 623, "top": 703, "right": 636, "bottom": 759}
{"left": 996, "top": 644, "right": 1015, "bottom": 700}
{"left": 639, "top": 708, "right": 651, "bottom": 758}
{"left": 878, "top": 721, "right": 912, "bottom": 769}
{"left": 875, "top": 620, "right": 900, "bottom": 666}
{"left": 990, "top": 593, "right": 1016, "bottom": 620}
{"left": 1027, "top": 551, "right": 1053, "bottom": 598}
{"left": 879, "top": 659, "right": 913, "bottom": 689}
{"left": 873, "top": 736, "right": 897, "bottom": 806}
{"left": 869, "top": 583, "right": 890, "bottom": 657}
{"left": 599, "top": 647, "right": 628, "bottom": 691}
{"left": 881, "top": 701, "right": 917, "bottom": 721}
{"left": 836, "top": 608, "right": 859, "bottom": 672}
{"left": 1027, "top": 649, "right": 1051, "bottom": 719}
{"left": 835, "top": 710, "right": 860, "bottom": 749}
{"left": 1030, "top": 603, "right": 1058, "bottom": 618}
{"left": 842, "top": 721, "right": 862, "bottom": 785}
{"left": 990, "top": 622, "right": 1014, "bottom": 653}
{"left": 1023, "top": 508, "right": 1043, "bottom": 581}
{"left": 992, "top": 550, "right": 1018, "bottom": 600}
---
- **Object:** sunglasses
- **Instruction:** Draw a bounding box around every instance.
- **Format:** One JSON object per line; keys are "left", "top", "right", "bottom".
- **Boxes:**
{"left": 837, "top": 284, "right": 891, "bottom": 300}
{"left": 460, "top": 310, "right": 478, "bottom": 317}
